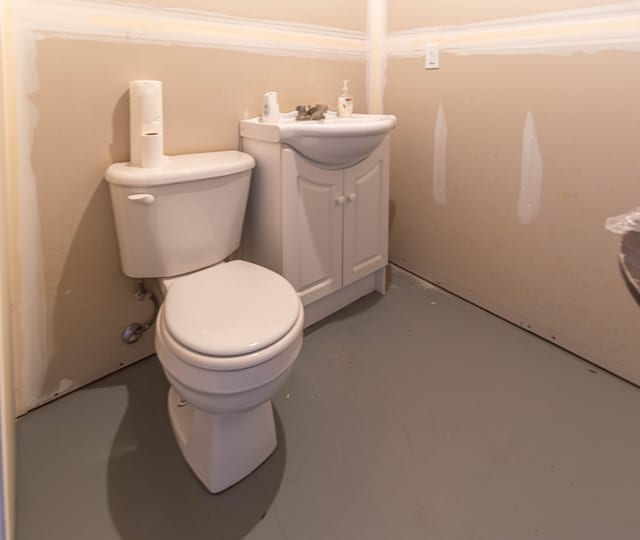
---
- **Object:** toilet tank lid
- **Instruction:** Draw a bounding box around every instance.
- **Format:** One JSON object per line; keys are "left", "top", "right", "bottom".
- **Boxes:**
{"left": 104, "top": 151, "right": 255, "bottom": 188}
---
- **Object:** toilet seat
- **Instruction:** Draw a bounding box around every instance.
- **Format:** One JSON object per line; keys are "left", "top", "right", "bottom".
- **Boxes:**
{"left": 161, "top": 260, "right": 303, "bottom": 371}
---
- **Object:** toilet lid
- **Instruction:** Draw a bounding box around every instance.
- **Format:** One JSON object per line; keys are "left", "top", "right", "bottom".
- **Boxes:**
{"left": 163, "top": 260, "right": 301, "bottom": 357}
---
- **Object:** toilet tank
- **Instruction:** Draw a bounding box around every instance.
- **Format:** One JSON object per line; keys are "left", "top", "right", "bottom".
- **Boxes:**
{"left": 105, "top": 151, "right": 255, "bottom": 278}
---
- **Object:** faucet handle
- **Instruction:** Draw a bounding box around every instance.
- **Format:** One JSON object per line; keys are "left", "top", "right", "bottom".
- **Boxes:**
{"left": 309, "top": 104, "right": 328, "bottom": 120}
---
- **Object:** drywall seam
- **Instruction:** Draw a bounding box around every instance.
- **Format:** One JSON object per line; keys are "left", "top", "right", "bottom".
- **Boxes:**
{"left": 15, "top": 0, "right": 367, "bottom": 61}
{"left": 366, "top": 0, "right": 387, "bottom": 113}
{"left": 517, "top": 111, "right": 543, "bottom": 224}
{"left": 9, "top": 14, "right": 47, "bottom": 413}
{"left": 433, "top": 104, "right": 447, "bottom": 205}
{"left": 386, "top": 2, "right": 640, "bottom": 56}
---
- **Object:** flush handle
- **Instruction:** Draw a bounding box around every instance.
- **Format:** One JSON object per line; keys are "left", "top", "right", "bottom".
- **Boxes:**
{"left": 128, "top": 193, "right": 155, "bottom": 205}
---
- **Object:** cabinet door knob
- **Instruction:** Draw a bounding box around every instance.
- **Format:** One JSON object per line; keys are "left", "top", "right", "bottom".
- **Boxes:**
{"left": 336, "top": 195, "right": 346, "bottom": 205}
{"left": 347, "top": 192, "right": 357, "bottom": 202}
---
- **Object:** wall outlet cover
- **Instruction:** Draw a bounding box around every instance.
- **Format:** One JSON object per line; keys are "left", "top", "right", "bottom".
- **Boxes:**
{"left": 425, "top": 44, "right": 440, "bottom": 69}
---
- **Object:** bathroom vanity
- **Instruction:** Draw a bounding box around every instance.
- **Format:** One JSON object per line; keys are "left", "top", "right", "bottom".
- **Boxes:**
{"left": 240, "top": 112, "right": 396, "bottom": 327}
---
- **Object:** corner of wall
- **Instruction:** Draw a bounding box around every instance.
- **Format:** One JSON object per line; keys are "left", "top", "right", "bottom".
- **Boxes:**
{"left": 0, "top": 0, "right": 16, "bottom": 536}
{"left": 366, "top": 0, "right": 387, "bottom": 114}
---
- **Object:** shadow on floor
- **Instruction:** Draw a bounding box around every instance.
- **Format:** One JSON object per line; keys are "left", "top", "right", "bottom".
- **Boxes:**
{"left": 95, "top": 358, "right": 286, "bottom": 540}
{"left": 304, "top": 289, "right": 385, "bottom": 337}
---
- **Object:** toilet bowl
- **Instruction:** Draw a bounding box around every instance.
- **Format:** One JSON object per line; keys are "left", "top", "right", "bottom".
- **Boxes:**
{"left": 155, "top": 260, "right": 303, "bottom": 493}
{"left": 105, "top": 151, "right": 304, "bottom": 493}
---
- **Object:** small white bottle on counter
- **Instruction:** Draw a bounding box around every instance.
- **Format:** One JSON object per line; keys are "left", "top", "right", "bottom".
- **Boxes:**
{"left": 337, "top": 80, "right": 353, "bottom": 117}
{"left": 262, "top": 91, "right": 280, "bottom": 123}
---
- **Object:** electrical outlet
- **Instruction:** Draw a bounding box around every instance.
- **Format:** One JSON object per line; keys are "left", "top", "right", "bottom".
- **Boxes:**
{"left": 425, "top": 44, "right": 439, "bottom": 69}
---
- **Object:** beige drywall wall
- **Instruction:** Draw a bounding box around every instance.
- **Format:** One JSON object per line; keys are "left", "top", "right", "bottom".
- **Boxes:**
{"left": 386, "top": 45, "right": 640, "bottom": 382}
{"left": 12, "top": 0, "right": 638, "bottom": 417}
{"left": 7, "top": 0, "right": 367, "bottom": 414}
{"left": 112, "top": 0, "right": 367, "bottom": 31}
{"left": 388, "top": 0, "right": 629, "bottom": 30}
{"left": 12, "top": 35, "right": 364, "bottom": 412}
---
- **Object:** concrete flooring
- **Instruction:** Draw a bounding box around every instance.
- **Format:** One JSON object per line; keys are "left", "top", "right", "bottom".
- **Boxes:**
{"left": 16, "top": 266, "right": 640, "bottom": 540}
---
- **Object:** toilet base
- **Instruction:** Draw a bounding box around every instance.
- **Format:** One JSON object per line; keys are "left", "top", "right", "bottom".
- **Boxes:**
{"left": 167, "top": 387, "right": 277, "bottom": 493}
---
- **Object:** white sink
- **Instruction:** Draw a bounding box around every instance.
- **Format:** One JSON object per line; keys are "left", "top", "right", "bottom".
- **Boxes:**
{"left": 240, "top": 112, "right": 396, "bottom": 168}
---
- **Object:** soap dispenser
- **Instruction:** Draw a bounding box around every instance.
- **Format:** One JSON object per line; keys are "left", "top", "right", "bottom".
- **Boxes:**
{"left": 337, "top": 80, "right": 353, "bottom": 117}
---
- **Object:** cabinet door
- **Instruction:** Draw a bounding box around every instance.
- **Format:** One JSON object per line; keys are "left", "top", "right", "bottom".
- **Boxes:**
{"left": 282, "top": 148, "right": 344, "bottom": 304}
{"left": 342, "top": 136, "right": 389, "bottom": 287}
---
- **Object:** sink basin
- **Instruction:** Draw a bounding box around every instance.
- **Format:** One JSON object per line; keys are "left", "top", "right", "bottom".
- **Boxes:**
{"left": 240, "top": 111, "right": 396, "bottom": 168}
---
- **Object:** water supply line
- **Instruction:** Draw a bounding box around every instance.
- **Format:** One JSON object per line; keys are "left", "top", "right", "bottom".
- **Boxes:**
{"left": 122, "top": 279, "right": 160, "bottom": 344}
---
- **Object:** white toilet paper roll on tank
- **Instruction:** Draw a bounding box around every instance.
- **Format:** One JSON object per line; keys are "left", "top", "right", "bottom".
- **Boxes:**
{"left": 130, "top": 80, "right": 164, "bottom": 167}
{"left": 140, "top": 132, "right": 163, "bottom": 168}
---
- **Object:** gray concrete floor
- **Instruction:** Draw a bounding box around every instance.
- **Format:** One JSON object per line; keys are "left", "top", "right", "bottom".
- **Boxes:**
{"left": 16, "top": 266, "right": 640, "bottom": 540}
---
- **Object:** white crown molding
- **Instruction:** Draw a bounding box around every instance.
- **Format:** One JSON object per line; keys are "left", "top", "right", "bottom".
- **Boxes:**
{"left": 15, "top": 0, "right": 367, "bottom": 61}
{"left": 387, "top": 2, "right": 640, "bottom": 56}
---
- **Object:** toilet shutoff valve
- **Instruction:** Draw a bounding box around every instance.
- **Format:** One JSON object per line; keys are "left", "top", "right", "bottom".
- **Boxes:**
{"left": 122, "top": 279, "right": 160, "bottom": 344}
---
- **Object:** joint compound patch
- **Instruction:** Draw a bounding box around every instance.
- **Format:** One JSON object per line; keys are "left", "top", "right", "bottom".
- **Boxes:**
{"left": 517, "top": 111, "right": 543, "bottom": 225}
{"left": 433, "top": 104, "right": 447, "bottom": 205}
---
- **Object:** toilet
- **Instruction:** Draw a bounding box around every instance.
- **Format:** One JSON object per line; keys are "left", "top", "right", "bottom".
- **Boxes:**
{"left": 105, "top": 151, "right": 304, "bottom": 493}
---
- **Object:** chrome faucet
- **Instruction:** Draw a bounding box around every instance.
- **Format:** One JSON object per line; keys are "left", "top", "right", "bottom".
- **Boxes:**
{"left": 296, "top": 104, "right": 329, "bottom": 121}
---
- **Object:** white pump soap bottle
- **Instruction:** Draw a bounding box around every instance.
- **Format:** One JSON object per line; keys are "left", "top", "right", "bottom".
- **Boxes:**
{"left": 337, "top": 80, "right": 353, "bottom": 117}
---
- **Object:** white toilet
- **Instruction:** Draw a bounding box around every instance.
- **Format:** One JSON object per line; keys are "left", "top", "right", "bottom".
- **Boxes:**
{"left": 105, "top": 151, "right": 304, "bottom": 493}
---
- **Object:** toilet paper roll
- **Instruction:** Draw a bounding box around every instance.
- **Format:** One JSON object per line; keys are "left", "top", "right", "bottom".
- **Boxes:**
{"left": 130, "top": 80, "right": 163, "bottom": 166}
{"left": 140, "top": 132, "right": 164, "bottom": 168}
{"left": 262, "top": 91, "right": 280, "bottom": 123}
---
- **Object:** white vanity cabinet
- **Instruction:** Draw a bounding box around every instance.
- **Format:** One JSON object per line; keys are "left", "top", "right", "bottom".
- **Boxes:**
{"left": 241, "top": 136, "right": 390, "bottom": 327}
